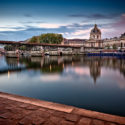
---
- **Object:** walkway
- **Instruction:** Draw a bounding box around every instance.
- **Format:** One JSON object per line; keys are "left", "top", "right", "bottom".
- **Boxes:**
{"left": 0, "top": 92, "right": 125, "bottom": 125}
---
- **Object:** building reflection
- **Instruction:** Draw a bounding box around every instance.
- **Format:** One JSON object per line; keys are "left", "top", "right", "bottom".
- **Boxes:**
{"left": 3, "top": 56, "right": 125, "bottom": 84}
{"left": 89, "top": 58, "right": 101, "bottom": 83}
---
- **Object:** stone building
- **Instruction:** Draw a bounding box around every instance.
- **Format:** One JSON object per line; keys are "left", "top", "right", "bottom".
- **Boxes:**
{"left": 83, "top": 24, "right": 103, "bottom": 48}
{"left": 63, "top": 24, "right": 103, "bottom": 48}
{"left": 62, "top": 38, "right": 86, "bottom": 46}
{"left": 90, "top": 24, "right": 101, "bottom": 40}
{"left": 62, "top": 24, "right": 125, "bottom": 50}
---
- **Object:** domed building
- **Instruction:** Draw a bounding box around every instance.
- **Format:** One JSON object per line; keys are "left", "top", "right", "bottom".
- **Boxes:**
{"left": 83, "top": 24, "right": 103, "bottom": 49}
{"left": 90, "top": 24, "right": 101, "bottom": 40}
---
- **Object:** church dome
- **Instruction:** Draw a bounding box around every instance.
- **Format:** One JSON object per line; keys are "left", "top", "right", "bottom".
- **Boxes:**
{"left": 91, "top": 24, "right": 101, "bottom": 34}
{"left": 90, "top": 24, "right": 101, "bottom": 40}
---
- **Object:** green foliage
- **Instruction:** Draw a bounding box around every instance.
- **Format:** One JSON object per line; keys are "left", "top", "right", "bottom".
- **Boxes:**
{"left": 4, "top": 45, "right": 15, "bottom": 51}
{"left": 19, "top": 45, "right": 27, "bottom": 51}
{"left": 113, "top": 44, "right": 117, "bottom": 49}
{"left": 29, "top": 36, "right": 39, "bottom": 43}
{"left": 105, "top": 44, "right": 110, "bottom": 49}
{"left": 28, "top": 33, "right": 63, "bottom": 44}
{"left": 39, "top": 33, "right": 63, "bottom": 44}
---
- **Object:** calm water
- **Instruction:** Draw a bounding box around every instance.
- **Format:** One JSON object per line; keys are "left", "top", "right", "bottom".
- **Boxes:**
{"left": 0, "top": 55, "right": 125, "bottom": 116}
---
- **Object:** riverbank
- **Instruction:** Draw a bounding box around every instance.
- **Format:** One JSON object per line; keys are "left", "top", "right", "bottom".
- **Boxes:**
{"left": 0, "top": 92, "right": 125, "bottom": 125}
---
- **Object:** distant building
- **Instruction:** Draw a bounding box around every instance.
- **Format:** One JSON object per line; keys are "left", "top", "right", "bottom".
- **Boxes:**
{"left": 90, "top": 24, "right": 101, "bottom": 40}
{"left": 83, "top": 24, "right": 103, "bottom": 48}
{"left": 62, "top": 24, "right": 125, "bottom": 49}
{"left": 120, "top": 33, "right": 125, "bottom": 40}
{"left": 63, "top": 39, "right": 86, "bottom": 46}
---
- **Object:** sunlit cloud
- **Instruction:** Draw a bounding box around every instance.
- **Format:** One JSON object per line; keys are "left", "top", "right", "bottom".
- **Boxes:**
{"left": 72, "top": 29, "right": 90, "bottom": 36}
{"left": 39, "top": 23, "right": 64, "bottom": 29}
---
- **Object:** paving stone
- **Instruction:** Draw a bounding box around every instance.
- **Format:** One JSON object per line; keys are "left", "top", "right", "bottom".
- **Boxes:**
{"left": 0, "top": 95, "right": 124, "bottom": 125}
{"left": 25, "top": 105, "right": 40, "bottom": 110}
{"left": 0, "top": 118, "right": 16, "bottom": 125}
{"left": 18, "top": 103, "right": 30, "bottom": 108}
{"left": 39, "top": 107, "right": 47, "bottom": 112}
{"left": 60, "top": 120, "right": 75, "bottom": 125}
{"left": 32, "top": 117, "right": 45, "bottom": 125}
{"left": 0, "top": 112, "right": 14, "bottom": 119}
{"left": 53, "top": 110, "right": 67, "bottom": 118}
{"left": 11, "top": 112, "right": 29, "bottom": 120}
{"left": 77, "top": 117, "right": 92, "bottom": 125}
{"left": 43, "top": 121, "right": 55, "bottom": 125}
{"left": 47, "top": 109, "right": 55, "bottom": 114}
{"left": 92, "top": 119, "right": 105, "bottom": 125}
{"left": 31, "top": 110, "right": 50, "bottom": 118}
{"left": 19, "top": 116, "right": 33, "bottom": 125}
{"left": 104, "top": 122, "right": 117, "bottom": 125}
{"left": 0, "top": 109, "right": 9, "bottom": 115}
{"left": 64, "top": 113, "right": 79, "bottom": 122}
{"left": 49, "top": 116, "right": 63, "bottom": 124}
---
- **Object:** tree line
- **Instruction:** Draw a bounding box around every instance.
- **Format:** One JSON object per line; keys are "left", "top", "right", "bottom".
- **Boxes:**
{"left": 29, "top": 33, "right": 63, "bottom": 44}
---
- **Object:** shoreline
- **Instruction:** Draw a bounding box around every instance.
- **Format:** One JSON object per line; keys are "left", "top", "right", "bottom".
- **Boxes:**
{"left": 0, "top": 91, "right": 125, "bottom": 125}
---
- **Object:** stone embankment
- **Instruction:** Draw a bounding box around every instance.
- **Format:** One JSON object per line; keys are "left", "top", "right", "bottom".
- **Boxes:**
{"left": 5, "top": 50, "right": 82, "bottom": 57}
{"left": 0, "top": 92, "right": 125, "bottom": 125}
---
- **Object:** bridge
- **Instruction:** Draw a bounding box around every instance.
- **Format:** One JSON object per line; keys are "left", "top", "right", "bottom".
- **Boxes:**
{"left": 0, "top": 40, "right": 81, "bottom": 48}
{"left": 0, "top": 40, "right": 83, "bottom": 57}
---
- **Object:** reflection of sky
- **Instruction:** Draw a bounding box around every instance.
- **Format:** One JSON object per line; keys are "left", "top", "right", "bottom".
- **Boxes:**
{"left": 101, "top": 68, "right": 125, "bottom": 89}
{"left": 0, "top": 56, "right": 8, "bottom": 69}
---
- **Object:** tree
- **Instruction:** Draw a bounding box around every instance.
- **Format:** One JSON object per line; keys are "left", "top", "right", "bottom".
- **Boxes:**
{"left": 105, "top": 44, "right": 110, "bottom": 49}
{"left": 4, "top": 45, "right": 15, "bottom": 51}
{"left": 39, "top": 33, "right": 63, "bottom": 44}
{"left": 113, "top": 44, "right": 117, "bottom": 50}
{"left": 19, "top": 45, "right": 27, "bottom": 51}
{"left": 28, "top": 33, "right": 63, "bottom": 44}
{"left": 29, "top": 36, "right": 39, "bottom": 43}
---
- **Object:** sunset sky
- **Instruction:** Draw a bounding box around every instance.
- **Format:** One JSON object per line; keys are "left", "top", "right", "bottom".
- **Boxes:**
{"left": 0, "top": 0, "right": 125, "bottom": 41}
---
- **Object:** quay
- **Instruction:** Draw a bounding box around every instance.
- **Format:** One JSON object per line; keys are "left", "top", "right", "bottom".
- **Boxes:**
{"left": 1, "top": 40, "right": 125, "bottom": 58}
{"left": 0, "top": 92, "right": 125, "bottom": 125}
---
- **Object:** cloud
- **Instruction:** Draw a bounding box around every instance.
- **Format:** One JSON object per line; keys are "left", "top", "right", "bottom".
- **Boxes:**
{"left": 72, "top": 29, "right": 90, "bottom": 36}
{"left": 101, "top": 13, "right": 125, "bottom": 38}
{"left": 112, "top": 14, "right": 125, "bottom": 28}
{"left": 24, "top": 14, "right": 32, "bottom": 17}
{"left": 0, "top": 13, "right": 124, "bottom": 41}
{"left": 39, "top": 23, "right": 64, "bottom": 29}
{"left": 69, "top": 13, "right": 119, "bottom": 20}
{"left": 19, "top": 21, "right": 46, "bottom": 25}
{"left": 0, "top": 26, "right": 26, "bottom": 32}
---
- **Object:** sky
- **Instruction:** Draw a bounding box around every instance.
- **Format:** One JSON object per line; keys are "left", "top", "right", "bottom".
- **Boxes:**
{"left": 0, "top": 0, "right": 125, "bottom": 41}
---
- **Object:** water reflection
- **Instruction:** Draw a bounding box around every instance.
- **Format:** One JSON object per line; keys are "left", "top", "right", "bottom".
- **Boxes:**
{"left": 4, "top": 56, "right": 125, "bottom": 84}
{"left": 0, "top": 56, "right": 125, "bottom": 116}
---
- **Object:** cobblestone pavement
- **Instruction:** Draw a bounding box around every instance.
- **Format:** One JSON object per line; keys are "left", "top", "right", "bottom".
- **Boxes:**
{"left": 0, "top": 93, "right": 125, "bottom": 125}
